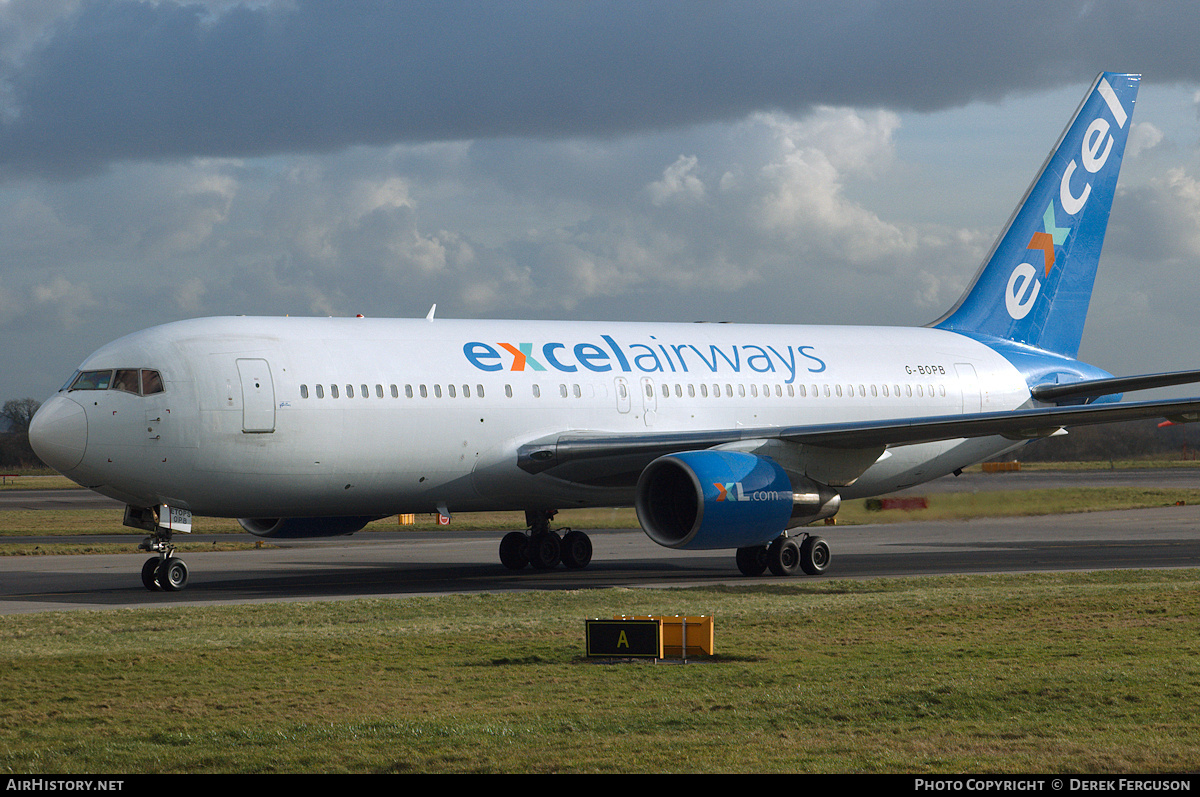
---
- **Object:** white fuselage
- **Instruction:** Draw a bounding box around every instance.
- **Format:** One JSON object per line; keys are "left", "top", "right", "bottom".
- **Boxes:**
{"left": 39, "top": 315, "right": 1034, "bottom": 518}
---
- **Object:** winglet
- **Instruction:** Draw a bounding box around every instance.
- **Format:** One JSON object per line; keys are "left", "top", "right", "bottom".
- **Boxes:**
{"left": 933, "top": 72, "right": 1140, "bottom": 358}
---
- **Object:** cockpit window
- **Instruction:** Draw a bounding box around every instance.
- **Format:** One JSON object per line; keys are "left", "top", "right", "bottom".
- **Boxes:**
{"left": 113, "top": 369, "right": 139, "bottom": 394}
{"left": 142, "top": 370, "right": 164, "bottom": 395}
{"left": 69, "top": 370, "right": 113, "bottom": 391}
{"left": 67, "top": 368, "right": 165, "bottom": 395}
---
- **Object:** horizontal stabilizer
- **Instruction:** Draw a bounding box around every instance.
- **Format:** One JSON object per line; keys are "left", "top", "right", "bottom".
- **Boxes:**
{"left": 1030, "top": 369, "right": 1200, "bottom": 403}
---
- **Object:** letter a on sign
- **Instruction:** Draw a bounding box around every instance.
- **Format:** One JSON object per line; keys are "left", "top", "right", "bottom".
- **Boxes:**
{"left": 585, "top": 619, "right": 662, "bottom": 658}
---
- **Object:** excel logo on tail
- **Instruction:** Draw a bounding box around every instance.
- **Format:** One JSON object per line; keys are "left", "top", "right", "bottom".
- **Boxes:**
{"left": 1006, "top": 201, "right": 1070, "bottom": 320}
{"left": 1004, "top": 76, "right": 1129, "bottom": 321}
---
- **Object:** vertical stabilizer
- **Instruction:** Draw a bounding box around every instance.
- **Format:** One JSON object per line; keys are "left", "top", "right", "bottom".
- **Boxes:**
{"left": 934, "top": 72, "right": 1140, "bottom": 357}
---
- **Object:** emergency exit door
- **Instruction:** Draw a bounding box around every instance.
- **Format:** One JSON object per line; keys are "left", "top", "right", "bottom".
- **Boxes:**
{"left": 236, "top": 358, "right": 276, "bottom": 433}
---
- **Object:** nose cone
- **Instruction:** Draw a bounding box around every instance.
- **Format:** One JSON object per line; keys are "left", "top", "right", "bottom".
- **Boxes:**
{"left": 29, "top": 395, "right": 87, "bottom": 473}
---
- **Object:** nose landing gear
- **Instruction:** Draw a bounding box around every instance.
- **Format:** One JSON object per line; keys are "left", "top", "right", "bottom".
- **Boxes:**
{"left": 138, "top": 530, "right": 189, "bottom": 592}
{"left": 127, "top": 504, "right": 192, "bottom": 591}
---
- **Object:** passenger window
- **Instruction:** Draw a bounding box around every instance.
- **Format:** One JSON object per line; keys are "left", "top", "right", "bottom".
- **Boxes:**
{"left": 346, "top": 385, "right": 354, "bottom": 398}
{"left": 434, "top": 385, "right": 442, "bottom": 398}
{"left": 361, "top": 384, "right": 369, "bottom": 398}
{"left": 477, "top": 385, "right": 485, "bottom": 398}
{"left": 390, "top": 385, "right": 398, "bottom": 398}
{"left": 332, "top": 385, "right": 340, "bottom": 398}
{"left": 419, "top": 385, "right": 428, "bottom": 398}
{"left": 316, "top": 385, "right": 325, "bottom": 398}
{"left": 113, "top": 369, "right": 139, "bottom": 394}
{"left": 300, "top": 385, "right": 309, "bottom": 399}
{"left": 448, "top": 384, "right": 456, "bottom": 398}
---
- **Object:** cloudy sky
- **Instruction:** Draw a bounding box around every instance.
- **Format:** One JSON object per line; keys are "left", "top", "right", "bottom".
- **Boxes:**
{"left": 3, "top": 0, "right": 1200, "bottom": 402}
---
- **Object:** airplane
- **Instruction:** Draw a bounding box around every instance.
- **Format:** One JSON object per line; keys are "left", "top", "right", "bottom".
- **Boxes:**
{"left": 27, "top": 71, "right": 1200, "bottom": 592}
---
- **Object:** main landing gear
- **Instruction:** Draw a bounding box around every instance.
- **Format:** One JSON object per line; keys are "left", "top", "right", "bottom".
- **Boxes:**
{"left": 735, "top": 533, "right": 830, "bottom": 577}
{"left": 500, "top": 509, "right": 594, "bottom": 571}
{"left": 138, "top": 527, "right": 189, "bottom": 592}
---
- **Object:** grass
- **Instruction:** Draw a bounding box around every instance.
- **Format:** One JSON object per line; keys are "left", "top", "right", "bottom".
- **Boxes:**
{"left": 838, "top": 487, "right": 1200, "bottom": 525}
{"left": 0, "top": 570, "right": 1198, "bottom": 773}
{"left": 3, "top": 468, "right": 1199, "bottom": 772}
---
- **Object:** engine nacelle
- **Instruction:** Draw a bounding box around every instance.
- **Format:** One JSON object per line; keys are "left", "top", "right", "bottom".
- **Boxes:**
{"left": 237, "top": 516, "right": 375, "bottom": 538}
{"left": 635, "top": 450, "right": 797, "bottom": 550}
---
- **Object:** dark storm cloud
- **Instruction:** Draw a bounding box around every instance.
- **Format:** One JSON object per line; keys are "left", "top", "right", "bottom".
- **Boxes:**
{"left": 2, "top": 0, "right": 1199, "bottom": 175}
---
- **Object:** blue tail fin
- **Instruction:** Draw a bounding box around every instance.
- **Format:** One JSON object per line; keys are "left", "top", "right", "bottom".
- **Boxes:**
{"left": 934, "top": 72, "right": 1140, "bottom": 358}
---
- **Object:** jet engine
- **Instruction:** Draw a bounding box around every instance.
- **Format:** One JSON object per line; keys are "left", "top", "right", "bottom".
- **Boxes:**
{"left": 237, "top": 516, "right": 376, "bottom": 538}
{"left": 634, "top": 450, "right": 839, "bottom": 550}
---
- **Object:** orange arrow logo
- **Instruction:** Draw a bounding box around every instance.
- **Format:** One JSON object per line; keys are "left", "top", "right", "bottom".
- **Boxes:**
{"left": 1028, "top": 231, "right": 1056, "bottom": 276}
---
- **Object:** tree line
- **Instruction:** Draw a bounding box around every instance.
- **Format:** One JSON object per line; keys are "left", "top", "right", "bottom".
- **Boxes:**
{"left": 1017, "top": 418, "right": 1196, "bottom": 462}
{"left": 1, "top": 398, "right": 43, "bottom": 470}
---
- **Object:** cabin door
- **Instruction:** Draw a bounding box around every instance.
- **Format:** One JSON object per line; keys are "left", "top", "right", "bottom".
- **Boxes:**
{"left": 237, "top": 358, "right": 276, "bottom": 433}
{"left": 955, "top": 363, "right": 981, "bottom": 414}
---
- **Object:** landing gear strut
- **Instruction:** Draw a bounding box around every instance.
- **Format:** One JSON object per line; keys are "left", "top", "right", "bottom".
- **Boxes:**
{"left": 736, "top": 533, "right": 830, "bottom": 577}
{"left": 499, "top": 509, "right": 593, "bottom": 571}
{"left": 128, "top": 504, "right": 190, "bottom": 591}
{"left": 138, "top": 526, "right": 189, "bottom": 591}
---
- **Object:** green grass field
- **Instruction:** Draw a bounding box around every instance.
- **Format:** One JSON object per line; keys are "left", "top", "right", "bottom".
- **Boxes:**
{"left": 2, "top": 471, "right": 1200, "bottom": 772}
{"left": 1, "top": 571, "right": 1198, "bottom": 773}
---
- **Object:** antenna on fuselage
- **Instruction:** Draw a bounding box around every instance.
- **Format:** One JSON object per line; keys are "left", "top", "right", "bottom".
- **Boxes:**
{"left": 426, "top": 304, "right": 436, "bottom": 321}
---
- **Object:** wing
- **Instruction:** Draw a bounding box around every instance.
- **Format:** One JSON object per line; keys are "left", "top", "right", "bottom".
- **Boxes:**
{"left": 517, "top": 396, "right": 1200, "bottom": 485}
